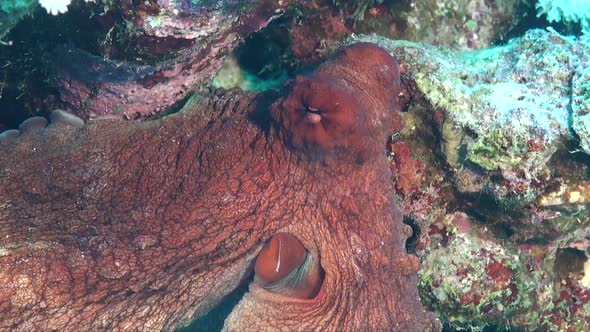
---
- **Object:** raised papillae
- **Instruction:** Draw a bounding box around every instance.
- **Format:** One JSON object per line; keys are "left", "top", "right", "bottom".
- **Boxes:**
{"left": 0, "top": 43, "right": 439, "bottom": 331}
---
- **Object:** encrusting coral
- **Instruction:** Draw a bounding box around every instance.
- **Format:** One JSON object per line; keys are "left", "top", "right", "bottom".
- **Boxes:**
{"left": 353, "top": 29, "right": 589, "bottom": 208}
{"left": 348, "top": 28, "right": 590, "bottom": 330}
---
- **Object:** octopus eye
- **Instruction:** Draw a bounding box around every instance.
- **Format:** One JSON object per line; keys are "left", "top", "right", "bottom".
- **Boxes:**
{"left": 254, "top": 233, "right": 323, "bottom": 299}
{"left": 304, "top": 106, "right": 323, "bottom": 124}
{"left": 271, "top": 73, "right": 371, "bottom": 161}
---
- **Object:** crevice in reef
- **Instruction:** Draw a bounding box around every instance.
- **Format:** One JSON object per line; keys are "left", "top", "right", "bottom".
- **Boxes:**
{"left": 0, "top": 5, "right": 104, "bottom": 131}
{"left": 235, "top": 14, "right": 295, "bottom": 82}
{"left": 553, "top": 139, "right": 590, "bottom": 180}
{"left": 554, "top": 248, "right": 587, "bottom": 282}
{"left": 403, "top": 216, "right": 420, "bottom": 255}
{"left": 211, "top": 13, "right": 299, "bottom": 93}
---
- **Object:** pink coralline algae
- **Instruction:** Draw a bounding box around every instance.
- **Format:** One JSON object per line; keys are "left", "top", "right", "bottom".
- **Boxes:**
{"left": 56, "top": 0, "right": 304, "bottom": 121}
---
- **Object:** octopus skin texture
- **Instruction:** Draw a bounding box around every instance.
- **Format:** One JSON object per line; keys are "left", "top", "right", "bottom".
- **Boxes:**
{"left": 0, "top": 43, "right": 439, "bottom": 331}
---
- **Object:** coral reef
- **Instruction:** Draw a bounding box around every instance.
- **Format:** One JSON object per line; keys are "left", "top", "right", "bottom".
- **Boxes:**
{"left": 356, "top": 29, "right": 589, "bottom": 211}
{"left": 418, "top": 213, "right": 537, "bottom": 328}
{"left": 349, "top": 29, "right": 590, "bottom": 330}
{"left": 0, "top": 0, "right": 310, "bottom": 125}
{"left": 55, "top": 0, "right": 303, "bottom": 120}
{"left": 403, "top": 0, "right": 525, "bottom": 49}
{"left": 536, "top": 0, "right": 590, "bottom": 35}
{"left": 573, "top": 61, "right": 590, "bottom": 153}
{"left": 0, "top": 0, "right": 37, "bottom": 39}
{"left": 0, "top": 0, "right": 531, "bottom": 128}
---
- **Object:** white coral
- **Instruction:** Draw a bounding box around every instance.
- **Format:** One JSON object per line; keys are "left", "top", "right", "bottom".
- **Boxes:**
{"left": 38, "top": 0, "right": 93, "bottom": 15}
{"left": 38, "top": 0, "right": 71, "bottom": 15}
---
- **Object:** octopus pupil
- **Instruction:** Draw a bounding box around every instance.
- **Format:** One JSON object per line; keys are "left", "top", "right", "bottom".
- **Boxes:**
{"left": 304, "top": 106, "right": 323, "bottom": 123}
{"left": 305, "top": 106, "right": 322, "bottom": 115}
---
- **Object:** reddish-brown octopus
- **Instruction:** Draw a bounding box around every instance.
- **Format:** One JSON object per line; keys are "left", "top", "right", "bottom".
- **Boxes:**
{"left": 0, "top": 44, "right": 438, "bottom": 331}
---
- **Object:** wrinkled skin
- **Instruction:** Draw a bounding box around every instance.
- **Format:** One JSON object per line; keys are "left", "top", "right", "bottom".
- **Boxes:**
{"left": 0, "top": 44, "right": 438, "bottom": 331}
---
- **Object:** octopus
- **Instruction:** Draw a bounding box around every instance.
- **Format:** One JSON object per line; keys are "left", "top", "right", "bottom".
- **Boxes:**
{"left": 0, "top": 43, "right": 439, "bottom": 331}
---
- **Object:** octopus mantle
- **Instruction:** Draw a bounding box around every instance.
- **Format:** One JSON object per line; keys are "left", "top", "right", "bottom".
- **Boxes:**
{"left": 0, "top": 44, "right": 438, "bottom": 331}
